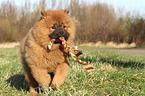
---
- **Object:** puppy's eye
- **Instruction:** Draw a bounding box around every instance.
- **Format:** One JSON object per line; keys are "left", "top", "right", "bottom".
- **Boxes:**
{"left": 51, "top": 26, "right": 55, "bottom": 29}
{"left": 63, "top": 25, "right": 66, "bottom": 28}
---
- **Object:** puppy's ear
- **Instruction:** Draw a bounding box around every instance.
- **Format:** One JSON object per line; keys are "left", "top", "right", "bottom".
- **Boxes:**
{"left": 64, "top": 9, "right": 69, "bottom": 14}
{"left": 41, "top": 10, "right": 47, "bottom": 17}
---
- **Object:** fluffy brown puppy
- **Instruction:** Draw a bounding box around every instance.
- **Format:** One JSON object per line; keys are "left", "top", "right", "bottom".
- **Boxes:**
{"left": 20, "top": 9, "right": 75, "bottom": 94}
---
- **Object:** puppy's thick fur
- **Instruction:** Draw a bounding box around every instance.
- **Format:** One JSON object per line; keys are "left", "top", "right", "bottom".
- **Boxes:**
{"left": 20, "top": 9, "right": 75, "bottom": 94}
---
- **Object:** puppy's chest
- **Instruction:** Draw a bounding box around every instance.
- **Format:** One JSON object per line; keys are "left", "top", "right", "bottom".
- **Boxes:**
{"left": 43, "top": 49, "right": 67, "bottom": 66}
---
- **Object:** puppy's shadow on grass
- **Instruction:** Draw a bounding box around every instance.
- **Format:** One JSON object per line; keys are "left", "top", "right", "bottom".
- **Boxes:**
{"left": 98, "top": 57, "right": 144, "bottom": 69}
{"left": 6, "top": 74, "right": 29, "bottom": 92}
{"left": 80, "top": 56, "right": 144, "bottom": 69}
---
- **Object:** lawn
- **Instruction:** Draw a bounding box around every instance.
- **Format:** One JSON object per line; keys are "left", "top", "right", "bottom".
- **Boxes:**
{"left": 0, "top": 47, "right": 144, "bottom": 95}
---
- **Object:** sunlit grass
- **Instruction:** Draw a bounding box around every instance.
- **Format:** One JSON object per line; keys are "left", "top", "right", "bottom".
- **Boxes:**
{"left": 0, "top": 48, "right": 144, "bottom": 95}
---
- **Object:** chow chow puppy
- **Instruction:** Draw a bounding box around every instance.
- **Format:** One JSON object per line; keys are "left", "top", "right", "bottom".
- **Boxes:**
{"left": 20, "top": 9, "right": 75, "bottom": 94}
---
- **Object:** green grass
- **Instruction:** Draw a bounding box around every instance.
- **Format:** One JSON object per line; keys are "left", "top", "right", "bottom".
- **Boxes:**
{"left": 0, "top": 48, "right": 145, "bottom": 95}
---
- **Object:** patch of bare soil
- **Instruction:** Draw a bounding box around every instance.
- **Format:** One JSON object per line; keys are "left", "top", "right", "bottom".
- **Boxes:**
{"left": 79, "top": 41, "right": 145, "bottom": 55}
{"left": 0, "top": 42, "right": 19, "bottom": 48}
{"left": 80, "top": 47, "right": 145, "bottom": 56}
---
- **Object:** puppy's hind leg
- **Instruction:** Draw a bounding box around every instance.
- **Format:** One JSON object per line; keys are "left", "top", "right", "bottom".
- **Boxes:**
{"left": 52, "top": 63, "right": 70, "bottom": 89}
{"left": 24, "top": 72, "right": 38, "bottom": 95}
{"left": 23, "top": 64, "right": 38, "bottom": 95}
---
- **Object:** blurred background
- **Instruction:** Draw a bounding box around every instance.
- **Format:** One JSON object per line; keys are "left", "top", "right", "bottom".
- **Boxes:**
{"left": 0, "top": 0, "right": 145, "bottom": 46}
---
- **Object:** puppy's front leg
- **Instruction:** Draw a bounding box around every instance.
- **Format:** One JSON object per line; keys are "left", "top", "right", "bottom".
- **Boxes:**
{"left": 52, "top": 63, "right": 70, "bottom": 89}
{"left": 30, "top": 66, "right": 52, "bottom": 88}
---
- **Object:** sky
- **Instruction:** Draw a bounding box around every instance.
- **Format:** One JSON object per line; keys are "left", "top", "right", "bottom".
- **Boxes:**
{"left": 102, "top": 0, "right": 145, "bottom": 16}
{"left": 0, "top": 0, "right": 145, "bottom": 16}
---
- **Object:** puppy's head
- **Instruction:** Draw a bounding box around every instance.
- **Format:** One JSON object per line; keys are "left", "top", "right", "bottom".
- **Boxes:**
{"left": 40, "top": 9, "right": 74, "bottom": 44}
{"left": 49, "top": 22, "right": 70, "bottom": 43}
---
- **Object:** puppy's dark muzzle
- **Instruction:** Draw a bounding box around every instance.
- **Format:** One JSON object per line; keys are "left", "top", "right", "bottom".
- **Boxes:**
{"left": 49, "top": 28, "right": 70, "bottom": 43}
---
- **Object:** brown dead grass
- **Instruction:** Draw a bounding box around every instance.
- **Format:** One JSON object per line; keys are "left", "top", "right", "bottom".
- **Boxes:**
{"left": 79, "top": 41, "right": 136, "bottom": 48}
{"left": 0, "top": 42, "right": 19, "bottom": 48}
